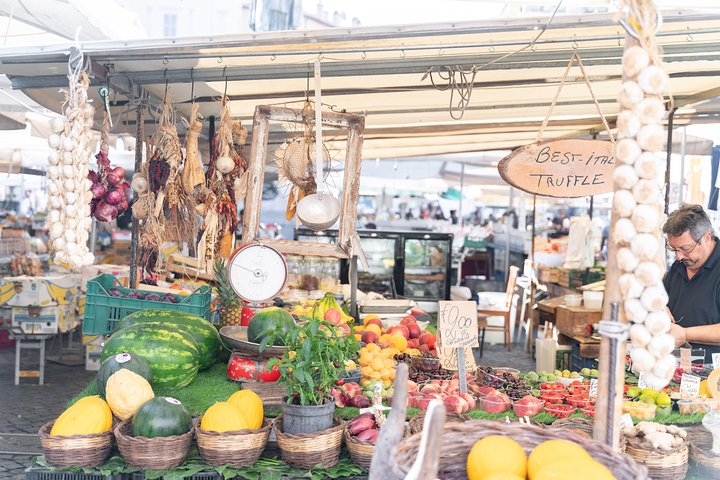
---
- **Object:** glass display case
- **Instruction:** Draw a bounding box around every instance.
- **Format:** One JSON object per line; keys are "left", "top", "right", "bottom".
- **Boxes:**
{"left": 295, "top": 229, "right": 452, "bottom": 301}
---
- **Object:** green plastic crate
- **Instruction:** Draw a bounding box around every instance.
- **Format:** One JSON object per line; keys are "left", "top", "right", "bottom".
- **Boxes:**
{"left": 83, "top": 274, "right": 211, "bottom": 335}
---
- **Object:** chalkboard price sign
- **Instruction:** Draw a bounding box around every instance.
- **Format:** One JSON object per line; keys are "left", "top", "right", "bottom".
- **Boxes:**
{"left": 498, "top": 139, "right": 615, "bottom": 198}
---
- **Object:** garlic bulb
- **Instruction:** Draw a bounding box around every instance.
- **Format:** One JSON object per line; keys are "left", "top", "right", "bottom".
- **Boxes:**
{"left": 634, "top": 152, "right": 663, "bottom": 180}
{"left": 52, "top": 237, "right": 66, "bottom": 250}
{"left": 637, "top": 65, "right": 669, "bottom": 95}
{"left": 619, "top": 81, "right": 645, "bottom": 109}
{"left": 50, "top": 222, "right": 64, "bottom": 238}
{"left": 645, "top": 311, "right": 671, "bottom": 335}
{"left": 131, "top": 175, "right": 149, "bottom": 194}
{"left": 631, "top": 204, "right": 661, "bottom": 233}
{"left": 49, "top": 196, "right": 62, "bottom": 209}
{"left": 65, "top": 192, "right": 76, "bottom": 205}
{"left": 47, "top": 166, "right": 60, "bottom": 180}
{"left": 623, "top": 46, "right": 651, "bottom": 78}
{"left": 62, "top": 151, "right": 74, "bottom": 165}
{"left": 613, "top": 165, "right": 639, "bottom": 190}
{"left": 641, "top": 286, "right": 669, "bottom": 312}
{"left": 617, "top": 247, "right": 640, "bottom": 272}
{"left": 629, "top": 324, "right": 653, "bottom": 348}
{"left": 647, "top": 333, "right": 675, "bottom": 358}
{"left": 625, "top": 298, "right": 648, "bottom": 323}
{"left": 613, "top": 217, "right": 637, "bottom": 244}
{"left": 62, "top": 165, "right": 74, "bottom": 177}
{"left": 631, "top": 234, "right": 660, "bottom": 261}
{"left": 630, "top": 347, "right": 656, "bottom": 374}
{"left": 62, "top": 137, "right": 74, "bottom": 152}
{"left": 48, "top": 151, "right": 60, "bottom": 166}
{"left": 637, "top": 124, "right": 665, "bottom": 152}
{"left": 63, "top": 179, "right": 75, "bottom": 192}
{"left": 216, "top": 156, "right": 235, "bottom": 174}
{"left": 635, "top": 261, "right": 663, "bottom": 287}
{"left": 620, "top": 273, "right": 645, "bottom": 299}
{"left": 613, "top": 190, "right": 637, "bottom": 218}
{"left": 633, "top": 179, "right": 660, "bottom": 204}
{"left": 51, "top": 116, "right": 65, "bottom": 133}
{"left": 48, "top": 134, "right": 61, "bottom": 149}
{"left": 617, "top": 110, "right": 642, "bottom": 139}
{"left": 635, "top": 97, "right": 665, "bottom": 125}
{"left": 652, "top": 354, "right": 677, "bottom": 381}
{"left": 615, "top": 138, "right": 641, "bottom": 165}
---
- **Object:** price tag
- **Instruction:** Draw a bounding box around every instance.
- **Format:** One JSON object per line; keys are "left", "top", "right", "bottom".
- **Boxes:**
{"left": 637, "top": 373, "right": 648, "bottom": 389}
{"left": 680, "top": 347, "right": 692, "bottom": 371}
{"left": 620, "top": 413, "right": 634, "bottom": 430}
{"left": 438, "top": 301, "right": 478, "bottom": 348}
{"left": 437, "top": 340, "right": 477, "bottom": 372}
{"left": 712, "top": 353, "right": 720, "bottom": 370}
{"left": 589, "top": 378, "right": 599, "bottom": 398}
{"left": 680, "top": 373, "right": 701, "bottom": 398}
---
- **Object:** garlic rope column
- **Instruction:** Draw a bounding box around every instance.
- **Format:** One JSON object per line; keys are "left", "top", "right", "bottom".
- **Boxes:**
{"left": 614, "top": 44, "right": 674, "bottom": 388}
{"left": 46, "top": 71, "right": 95, "bottom": 270}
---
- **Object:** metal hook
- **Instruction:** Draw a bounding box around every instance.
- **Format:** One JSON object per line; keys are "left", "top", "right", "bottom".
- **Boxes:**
{"left": 270, "top": 54, "right": 276, "bottom": 61}
{"left": 686, "top": 27, "right": 693, "bottom": 42}
{"left": 572, "top": 38, "right": 579, "bottom": 50}
{"left": 439, "top": 48, "right": 445, "bottom": 56}
{"left": 361, "top": 51, "right": 367, "bottom": 59}
{"left": 217, "top": 56, "right": 223, "bottom": 64}
{"left": 162, "top": 57, "right": 169, "bottom": 65}
{"left": 400, "top": 49, "right": 406, "bottom": 58}
{"left": 317, "top": 53, "right": 324, "bottom": 61}
{"left": 489, "top": 42, "right": 496, "bottom": 53}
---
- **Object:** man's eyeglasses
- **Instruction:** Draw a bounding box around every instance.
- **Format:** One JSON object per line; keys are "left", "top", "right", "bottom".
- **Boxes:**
{"left": 665, "top": 239, "right": 700, "bottom": 255}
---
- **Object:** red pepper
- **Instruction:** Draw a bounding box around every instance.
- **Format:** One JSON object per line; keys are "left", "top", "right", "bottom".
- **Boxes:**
{"left": 335, "top": 379, "right": 345, "bottom": 386}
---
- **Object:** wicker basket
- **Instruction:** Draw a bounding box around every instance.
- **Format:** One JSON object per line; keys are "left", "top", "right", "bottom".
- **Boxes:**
{"left": 242, "top": 381, "right": 286, "bottom": 406}
{"left": 550, "top": 417, "right": 594, "bottom": 438}
{"left": 625, "top": 442, "right": 688, "bottom": 480}
{"left": 114, "top": 421, "right": 193, "bottom": 470}
{"left": 409, "top": 411, "right": 468, "bottom": 435}
{"left": 196, "top": 418, "right": 272, "bottom": 467}
{"left": 273, "top": 415, "right": 343, "bottom": 469}
{"left": 39, "top": 421, "right": 114, "bottom": 467}
{"left": 344, "top": 427, "right": 375, "bottom": 469}
{"left": 689, "top": 443, "right": 720, "bottom": 472}
{"left": 390, "top": 420, "right": 648, "bottom": 480}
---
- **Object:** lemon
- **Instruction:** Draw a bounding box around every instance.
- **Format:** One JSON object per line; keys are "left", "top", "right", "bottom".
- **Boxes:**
{"left": 655, "top": 392, "right": 671, "bottom": 406}
{"left": 699, "top": 380, "right": 710, "bottom": 398}
{"left": 528, "top": 440, "right": 591, "bottom": 479}
{"left": 640, "top": 388, "right": 659, "bottom": 400}
{"left": 533, "top": 458, "right": 614, "bottom": 480}
{"left": 467, "top": 436, "right": 527, "bottom": 480}
{"left": 482, "top": 473, "right": 525, "bottom": 480}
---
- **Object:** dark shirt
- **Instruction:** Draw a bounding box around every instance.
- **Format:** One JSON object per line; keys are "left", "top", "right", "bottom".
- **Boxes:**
{"left": 663, "top": 236, "right": 720, "bottom": 363}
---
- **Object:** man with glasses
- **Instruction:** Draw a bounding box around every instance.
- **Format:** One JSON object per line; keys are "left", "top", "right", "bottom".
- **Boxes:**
{"left": 663, "top": 204, "right": 720, "bottom": 362}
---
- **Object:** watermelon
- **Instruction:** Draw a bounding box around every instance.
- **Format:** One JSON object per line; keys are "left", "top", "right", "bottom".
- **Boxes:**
{"left": 132, "top": 396, "right": 192, "bottom": 438}
{"left": 116, "top": 309, "right": 221, "bottom": 370}
{"left": 101, "top": 324, "right": 200, "bottom": 388}
{"left": 247, "top": 306, "right": 296, "bottom": 346}
{"left": 96, "top": 352, "right": 153, "bottom": 397}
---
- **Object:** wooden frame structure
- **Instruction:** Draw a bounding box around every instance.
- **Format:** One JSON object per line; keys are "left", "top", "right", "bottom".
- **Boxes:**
{"left": 241, "top": 105, "right": 365, "bottom": 259}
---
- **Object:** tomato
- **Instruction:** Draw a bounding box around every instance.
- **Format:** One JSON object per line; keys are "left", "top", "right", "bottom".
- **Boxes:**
{"left": 227, "top": 356, "right": 257, "bottom": 381}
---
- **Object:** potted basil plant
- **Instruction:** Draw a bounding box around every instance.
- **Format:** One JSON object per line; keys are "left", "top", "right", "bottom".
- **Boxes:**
{"left": 262, "top": 317, "right": 359, "bottom": 434}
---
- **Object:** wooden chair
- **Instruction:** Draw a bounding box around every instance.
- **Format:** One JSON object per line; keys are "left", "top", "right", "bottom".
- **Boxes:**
{"left": 477, "top": 265, "right": 519, "bottom": 354}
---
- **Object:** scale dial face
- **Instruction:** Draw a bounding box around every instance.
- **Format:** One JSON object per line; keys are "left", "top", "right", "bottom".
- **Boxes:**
{"left": 227, "top": 243, "right": 287, "bottom": 303}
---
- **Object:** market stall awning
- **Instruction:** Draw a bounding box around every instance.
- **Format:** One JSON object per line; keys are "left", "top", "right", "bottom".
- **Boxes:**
{"left": 1, "top": 9, "right": 720, "bottom": 160}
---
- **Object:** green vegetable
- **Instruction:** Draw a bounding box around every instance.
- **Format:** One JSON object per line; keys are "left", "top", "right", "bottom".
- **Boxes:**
{"left": 132, "top": 396, "right": 193, "bottom": 438}
{"left": 96, "top": 352, "right": 152, "bottom": 397}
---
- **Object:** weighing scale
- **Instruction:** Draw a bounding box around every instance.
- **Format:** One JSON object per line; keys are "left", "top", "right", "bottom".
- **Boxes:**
{"left": 220, "top": 243, "right": 289, "bottom": 360}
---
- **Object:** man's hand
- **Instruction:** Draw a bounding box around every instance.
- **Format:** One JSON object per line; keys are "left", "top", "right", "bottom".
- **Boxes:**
{"left": 669, "top": 323, "right": 687, "bottom": 348}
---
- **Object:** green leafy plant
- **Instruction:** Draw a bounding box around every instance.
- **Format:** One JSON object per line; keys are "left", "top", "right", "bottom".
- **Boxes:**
{"left": 262, "top": 317, "right": 359, "bottom": 406}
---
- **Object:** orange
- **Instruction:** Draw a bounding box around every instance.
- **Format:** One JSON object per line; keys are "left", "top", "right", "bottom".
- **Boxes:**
{"left": 359, "top": 351, "right": 373, "bottom": 367}
{"left": 353, "top": 326, "right": 365, "bottom": 334}
{"left": 365, "top": 343, "right": 381, "bottom": 353}
{"left": 363, "top": 314, "right": 381, "bottom": 326}
{"left": 389, "top": 335, "right": 408, "bottom": 352}
{"left": 354, "top": 334, "right": 362, "bottom": 342}
{"left": 365, "top": 323, "right": 382, "bottom": 336}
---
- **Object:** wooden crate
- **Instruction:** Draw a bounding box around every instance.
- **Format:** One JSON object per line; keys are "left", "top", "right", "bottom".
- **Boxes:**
{"left": 538, "top": 266, "right": 559, "bottom": 283}
{"left": 555, "top": 304, "right": 603, "bottom": 337}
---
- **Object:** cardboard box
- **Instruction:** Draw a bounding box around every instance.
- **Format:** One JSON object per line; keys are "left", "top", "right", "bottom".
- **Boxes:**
{"left": 11, "top": 304, "right": 76, "bottom": 335}
{"left": 555, "top": 305, "right": 603, "bottom": 337}
{"left": 0, "top": 275, "right": 80, "bottom": 307}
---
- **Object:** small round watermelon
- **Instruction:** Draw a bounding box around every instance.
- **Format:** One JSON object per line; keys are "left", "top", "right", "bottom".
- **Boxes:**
{"left": 101, "top": 324, "right": 200, "bottom": 388}
{"left": 117, "top": 309, "right": 221, "bottom": 370}
{"left": 97, "top": 352, "right": 153, "bottom": 397}
{"left": 247, "top": 307, "right": 296, "bottom": 346}
{"left": 132, "top": 397, "right": 192, "bottom": 438}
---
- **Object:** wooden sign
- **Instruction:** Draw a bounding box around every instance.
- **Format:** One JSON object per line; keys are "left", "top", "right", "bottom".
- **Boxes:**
{"left": 498, "top": 139, "right": 615, "bottom": 198}
{"left": 438, "top": 301, "right": 478, "bottom": 349}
